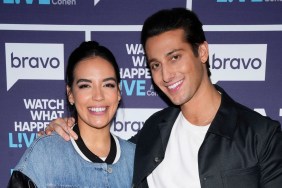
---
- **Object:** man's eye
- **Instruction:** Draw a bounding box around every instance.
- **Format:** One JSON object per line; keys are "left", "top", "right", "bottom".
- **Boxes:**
{"left": 171, "top": 55, "right": 180, "bottom": 61}
{"left": 150, "top": 63, "right": 160, "bottom": 70}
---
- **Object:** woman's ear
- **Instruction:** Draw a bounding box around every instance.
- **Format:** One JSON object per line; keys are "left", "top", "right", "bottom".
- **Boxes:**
{"left": 67, "top": 86, "right": 74, "bottom": 105}
{"left": 118, "top": 84, "right": 121, "bottom": 102}
{"left": 199, "top": 41, "right": 209, "bottom": 64}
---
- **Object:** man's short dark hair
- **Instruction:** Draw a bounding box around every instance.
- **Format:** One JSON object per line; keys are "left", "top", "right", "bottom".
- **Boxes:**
{"left": 141, "top": 8, "right": 211, "bottom": 77}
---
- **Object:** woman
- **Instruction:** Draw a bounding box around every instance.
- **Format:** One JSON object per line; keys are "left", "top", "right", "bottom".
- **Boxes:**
{"left": 8, "top": 41, "right": 135, "bottom": 187}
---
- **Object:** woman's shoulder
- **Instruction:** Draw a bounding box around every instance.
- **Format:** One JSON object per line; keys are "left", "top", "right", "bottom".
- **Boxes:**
{"left": 115, "top": 135, "right": 136, "bottom": 151}
{"left": 29, "top": 133, "right": 69, "bottom": 149}
{"left": 17, "top": 133, "right": 71, "bottom": 163}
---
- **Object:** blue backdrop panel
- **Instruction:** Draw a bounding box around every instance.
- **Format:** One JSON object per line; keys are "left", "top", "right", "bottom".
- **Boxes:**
{"left": 91, "top": 31, "right": 168, "bottom": 108}
{"left": 0, "top": 0, "right": 282, "bottom": 185}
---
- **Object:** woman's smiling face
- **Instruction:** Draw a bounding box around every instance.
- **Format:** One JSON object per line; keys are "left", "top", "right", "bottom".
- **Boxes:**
{"left": 67, "top": 56, "right": 121, "bottom": 130}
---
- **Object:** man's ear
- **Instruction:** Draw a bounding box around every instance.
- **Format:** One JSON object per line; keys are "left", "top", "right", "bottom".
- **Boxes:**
{"left": 199, "top": 41, "right": 209, "bottom": 64}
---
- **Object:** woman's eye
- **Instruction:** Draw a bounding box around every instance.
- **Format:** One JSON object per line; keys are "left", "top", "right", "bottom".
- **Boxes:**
{"left": 104, "top": 83, "right": 116, "bottom": 88}
{"left": 78, "top": 84, "right": 90, "bottom": 89}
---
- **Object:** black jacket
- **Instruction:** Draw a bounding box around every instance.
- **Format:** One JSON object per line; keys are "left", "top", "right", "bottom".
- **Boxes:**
{"left": 131, "top": 86, "right": 282, "bottom": 188}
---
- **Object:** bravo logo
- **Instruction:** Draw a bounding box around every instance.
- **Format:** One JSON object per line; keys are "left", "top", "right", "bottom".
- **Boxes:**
{"left": 5, "top": 43, "right": 64, "bottom": 91}
{"left": 110, "top": 108, "right": 161, "bottom": 139}
{"left": 209, "top": 44, "right": 267, "bottom": 83}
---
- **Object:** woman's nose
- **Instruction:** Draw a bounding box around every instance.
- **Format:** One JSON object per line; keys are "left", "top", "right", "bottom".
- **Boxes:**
{"left": 92, "top": 88, "right": 104, "bottom": 101}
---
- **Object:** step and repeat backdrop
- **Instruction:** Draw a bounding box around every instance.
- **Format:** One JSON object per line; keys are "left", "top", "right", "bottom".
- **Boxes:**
{"left": 1, "top": 0, "right": 282, "bottom": 184}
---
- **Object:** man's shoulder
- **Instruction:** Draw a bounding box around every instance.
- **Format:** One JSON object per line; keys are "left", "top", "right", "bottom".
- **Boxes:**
{"left": 137, "top": 106, "right": 180, "bottom": 136}
{"left": 236, "top": 101, "right": 278, "bottom": 123}
{"left": 219, "top": 87, "right": 280, "bottom": 131}
{"left": 230, "top": 100, "right": 281, "bottom": 134}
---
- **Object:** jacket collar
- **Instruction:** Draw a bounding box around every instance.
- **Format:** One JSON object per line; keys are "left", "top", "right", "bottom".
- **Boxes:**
{"left": 208, "top": 85, "right": 238, "bottom": 140}
{"left": 157, "top": 107, "right": 181, "bottom": 151}
{"left": 157, "top": 85, "right": 238, "bottom": 142}
{"left": 133, "top": 85, "right": 239, "bottom": 187}
{"left": 132, "top": 106, "right": 180, "bottom": 187}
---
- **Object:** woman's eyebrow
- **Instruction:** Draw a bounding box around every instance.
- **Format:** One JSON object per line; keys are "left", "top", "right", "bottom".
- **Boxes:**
{"left": 76, "top": 79, "right": 91, "bottom": 84}
{"left": 103, "top": 77, "right": 117, "bottom": 83}
{"left": 76, "top": 77, "right": 117, "bottom": 84}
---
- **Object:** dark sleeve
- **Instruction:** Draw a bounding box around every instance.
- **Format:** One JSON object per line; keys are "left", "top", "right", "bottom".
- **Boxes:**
{"left": 260, "top": 122, "right": 282, "bottom": 188}
{"left": 7, "top": 171, "right": 37, "bottom": 188}
{"left": 128, "top": 130, "right": 140, "bottom": 144}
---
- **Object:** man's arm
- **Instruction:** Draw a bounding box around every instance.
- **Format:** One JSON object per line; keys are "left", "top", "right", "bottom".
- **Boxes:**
{"left": 41, "top": 116, "right": 142, "bottom": 143}
{"left": 260, "top": 121, "right": 282, "bottom": 187}
{"left": 38, "top": 117, "right": 78, "bottom": 141}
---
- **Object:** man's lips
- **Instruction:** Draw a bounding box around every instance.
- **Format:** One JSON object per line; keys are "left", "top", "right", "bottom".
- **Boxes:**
{"left": 167, "top": 80, "right": 183, "bottom": 90}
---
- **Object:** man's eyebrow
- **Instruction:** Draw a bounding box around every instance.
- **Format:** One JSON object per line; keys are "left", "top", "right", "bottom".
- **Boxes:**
{"left": 166, "top": 49, "right": 182, "bottom": 57}
{"left": 147, "top": 58, "right": 157, "bottom": 65}
{"left": 148, "top": 49, "right": 183, "bottom": 64}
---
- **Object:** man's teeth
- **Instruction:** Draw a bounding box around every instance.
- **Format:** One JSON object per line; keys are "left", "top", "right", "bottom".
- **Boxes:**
{"left": 89, "top": 107, "right": 106, "bottom": 112}
{"left": 168, "top": 80, "right": 182, "bottom": 89}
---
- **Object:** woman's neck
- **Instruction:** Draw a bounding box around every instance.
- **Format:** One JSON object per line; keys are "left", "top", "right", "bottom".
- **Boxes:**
{"left": 78, "top": 124, "right": 111, "bottom": 158}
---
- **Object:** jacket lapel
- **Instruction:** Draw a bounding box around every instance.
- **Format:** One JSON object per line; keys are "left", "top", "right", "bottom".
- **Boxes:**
{"left": 208, "top": 85, "right": 238, "bottom": 140}
{"left": 133, "top": 106, "right": 180, "bottom": 187}
{"left": 158, "top": 107, "right": 181, "bottom": 151}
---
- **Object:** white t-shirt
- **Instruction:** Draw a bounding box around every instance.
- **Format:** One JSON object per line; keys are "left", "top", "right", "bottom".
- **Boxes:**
{"left": 147, "top": 112, "right": 210, "bottom": 188}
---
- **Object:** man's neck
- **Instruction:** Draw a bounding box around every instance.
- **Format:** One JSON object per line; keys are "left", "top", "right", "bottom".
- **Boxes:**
{"left": 181, "top": 83, "right": 221, "bottom": 126}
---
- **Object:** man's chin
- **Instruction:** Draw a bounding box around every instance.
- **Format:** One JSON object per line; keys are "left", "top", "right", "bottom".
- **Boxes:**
{"left": 169, "top": 98, "right": 183, "bottom": 106}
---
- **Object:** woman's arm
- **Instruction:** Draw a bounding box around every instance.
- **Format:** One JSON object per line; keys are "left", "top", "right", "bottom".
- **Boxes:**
{"left": 7, "top": 171, "right": 37, "bottom": 188}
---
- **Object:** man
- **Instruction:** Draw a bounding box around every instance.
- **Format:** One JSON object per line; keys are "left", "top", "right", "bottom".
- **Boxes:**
{"left": 45, "top": 8, "right": 282, "bottom": 188}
